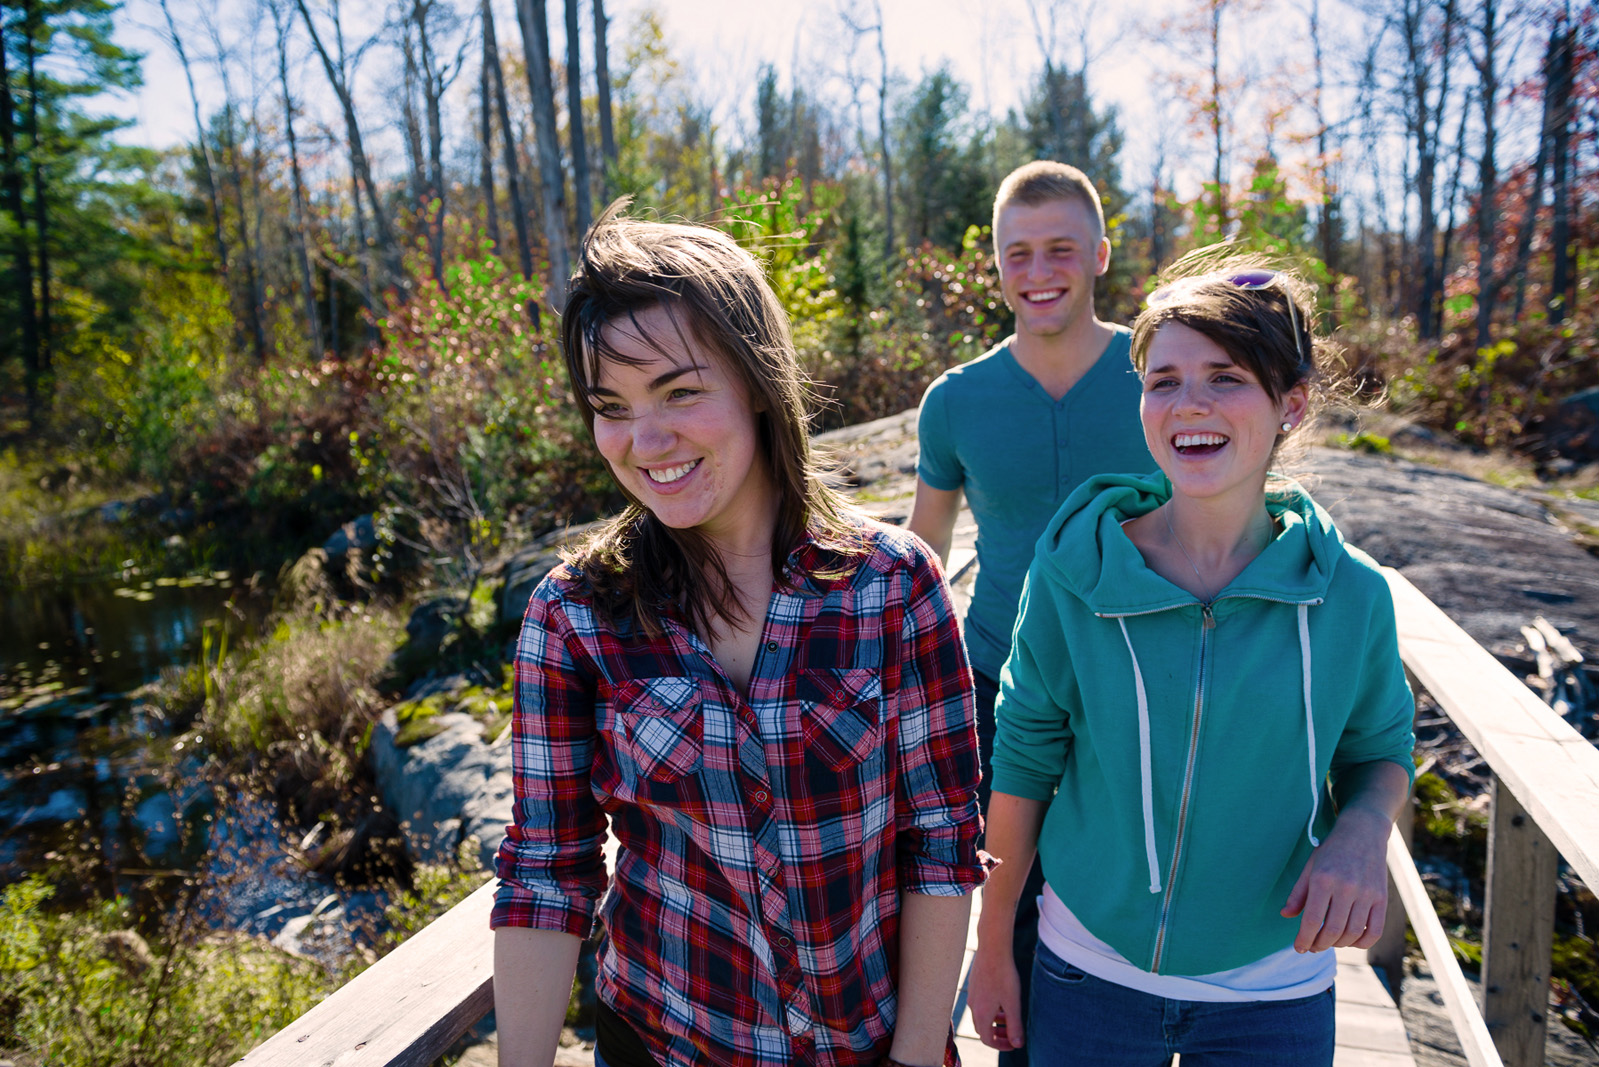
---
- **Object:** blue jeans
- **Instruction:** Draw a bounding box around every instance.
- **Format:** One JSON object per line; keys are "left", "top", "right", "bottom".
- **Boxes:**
{"left": 1026, "top": 943, "right": 1336, "bottom": 1067}
{"left": 975, "top": 670, "right": 1046, "bottom": 1067}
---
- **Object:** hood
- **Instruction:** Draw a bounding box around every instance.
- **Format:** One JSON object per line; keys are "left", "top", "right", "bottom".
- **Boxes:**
{"left": 1035, "top": 470, "right": 1345, "bottom": 615}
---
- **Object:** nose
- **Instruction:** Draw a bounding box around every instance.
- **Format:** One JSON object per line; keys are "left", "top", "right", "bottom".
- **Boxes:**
{"left": 1024, "top": 250, "right": 1050, "bottom": 281}
{"left": 1173, "top": 379, "right": 1211, "bottom": 415}
{"left": 630, "top": 409, "right": 675, "bottom": 458}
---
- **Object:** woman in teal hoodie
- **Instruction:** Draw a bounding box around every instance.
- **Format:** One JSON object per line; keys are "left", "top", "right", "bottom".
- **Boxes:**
{"left": 968, "top": 257, "right": 1416, "bottom": 1066}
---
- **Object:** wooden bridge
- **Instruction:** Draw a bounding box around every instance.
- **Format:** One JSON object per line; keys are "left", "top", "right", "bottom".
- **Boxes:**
{"left": 237, "top": 536, "right": 1599, "bottom": 1067}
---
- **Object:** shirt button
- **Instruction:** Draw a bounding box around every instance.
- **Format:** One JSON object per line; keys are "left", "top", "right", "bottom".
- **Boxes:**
{"left": 765, "top": 641, "right": 779, "bottom": 652}
{"left": 755, "top": 790, "right": 769, "bottom": 803}
{"left": 777, "top": 936, "right": 791, "bottom": 947}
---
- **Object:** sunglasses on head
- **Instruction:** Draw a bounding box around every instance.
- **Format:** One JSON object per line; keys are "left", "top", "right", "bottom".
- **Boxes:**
{"left": 1146, "top": 269, "right": 1307, "bottom": 368}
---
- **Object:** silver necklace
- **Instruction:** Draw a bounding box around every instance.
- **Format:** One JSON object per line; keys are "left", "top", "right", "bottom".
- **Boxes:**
{"left": 1164, "top": 506, "right": 1212, "bottom": 599}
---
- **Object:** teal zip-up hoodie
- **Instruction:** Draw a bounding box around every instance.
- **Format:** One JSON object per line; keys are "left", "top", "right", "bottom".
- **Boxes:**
{"left": 990, "top": 471, "right": 1415, "bottom": 977}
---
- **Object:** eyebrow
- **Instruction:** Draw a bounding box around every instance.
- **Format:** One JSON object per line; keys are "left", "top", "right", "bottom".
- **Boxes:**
{"left": 590, "top": 362, "right": 708, "bottom": 397}
{"left": 1146, "top": 359, "right": 1239, "bottom": 375}
{"left": 1004, "top": 238, "right": 1076, "bottom": 253}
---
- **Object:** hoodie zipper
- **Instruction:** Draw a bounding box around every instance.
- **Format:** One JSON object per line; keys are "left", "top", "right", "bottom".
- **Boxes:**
{"left": 1149, "top": 600, "right": 1213, "bottom": 972}
{"left": 1097, "top": 593, "right": 1324, "bottom": 974}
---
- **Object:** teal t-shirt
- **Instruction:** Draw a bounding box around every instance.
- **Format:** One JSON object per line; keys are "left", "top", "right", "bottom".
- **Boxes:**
{"left": 916, "top": 330, "right": 1153, "bottom": 678}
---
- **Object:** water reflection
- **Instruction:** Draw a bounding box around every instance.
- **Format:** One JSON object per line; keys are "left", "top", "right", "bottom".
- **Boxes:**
{"left": 0, "top": 575, "right": 270, "bottom": 896}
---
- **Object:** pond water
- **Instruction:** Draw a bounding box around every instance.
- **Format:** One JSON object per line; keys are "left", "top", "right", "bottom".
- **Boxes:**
{"left": 0, "top": 573, "right": 275, "bottom": 906}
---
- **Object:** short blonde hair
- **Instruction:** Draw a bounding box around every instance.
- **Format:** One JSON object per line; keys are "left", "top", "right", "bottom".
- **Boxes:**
{"left": 992, "top": 161, "right": 1105, "bottom": 240}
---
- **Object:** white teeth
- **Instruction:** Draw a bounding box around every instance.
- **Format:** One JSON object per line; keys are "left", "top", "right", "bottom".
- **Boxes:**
{"left": 645, "top": 460, "right": 699, "bottom": 483}
{"left": 1024, "top": 290, "right": 1063, "bottom": 303}
{"left": 1174, "top": 432, "right": 1228, "bottom": 448}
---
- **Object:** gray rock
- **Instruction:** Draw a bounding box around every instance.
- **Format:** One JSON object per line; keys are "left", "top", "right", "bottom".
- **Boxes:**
{"left": 323, "top": 514, "right": 377, "bottom": 559}
{"left": 1306, "top": 447, "right": 1599, "bottom": 658}
{"left": 498, "top": 521, "right": 603, "bottom": 631}
{"left": 1398, "top": 960, "right": 1597, "bottom": 1066}
{"left": 369, "top": 706, "right": 513, "bottom": 869}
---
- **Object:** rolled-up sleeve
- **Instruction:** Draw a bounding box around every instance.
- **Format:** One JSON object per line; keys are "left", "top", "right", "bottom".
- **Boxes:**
{"left": 892, "top": 548, "right": 988, "bottom": 895}
{"left": 491, "top": 579, "right": 610, "bottom": 933}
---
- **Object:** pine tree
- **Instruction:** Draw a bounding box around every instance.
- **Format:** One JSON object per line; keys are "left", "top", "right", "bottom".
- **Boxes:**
{"left": 1, "top": 0, "right": 147, "bottom": 430}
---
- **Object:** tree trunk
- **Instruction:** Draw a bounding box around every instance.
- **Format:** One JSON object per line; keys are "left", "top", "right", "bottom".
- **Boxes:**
{"left": 1402, "top": 0, "right": 1459, "bottom": 340}
{"left": 413, "top": 0, "right": 449, "bottom": 289}
{"left": 1207, "top": 0, "right": 1227, "bottom": 234}
{"left": 1310, "top": 0, "right": 1340, "bottom": 277}
{"left": 484, "top": 0, "right": 536, "bottom": 321}
{"left": 592, "top": 0, "right": 616, "bottom": 198}
{"left": 157, "top": 0, "right": 231, "bottom": 288}
{"left": 213, "top": 88, "right": 269, "bottom": 365}
{"left": 1511, "top": 24, "right": 1561, "bottom": 324}
{"left": 402, "top": 30, "right": 429, "bottom": 210}
{"left": 1437, "top": 88, "right": 1471, "bottom": 338}
{"left": 1473, "top": 0, "right": 1500, "bottom": 351}
{"left": 515, "top": 0, "right": 571, "bottom": 308}
{"left": 22, "top": 0, "right": 50, "bottom": 380}
{"left": 872, "top": 0, "right": 893, "bottom": 262}
{"left": 294, "top": 0, "right": 403, "bottom": 297}
{"left": 1546, "top": 15, "right": 1574, "bottom": 325}
{"left": 272, "top": 0, "right": 325, "bottom": 356}
{"left": 0, "top": 15, "right": 40, "bottom": 427}
{"left": 479, "top": 46, "right": 500, "bottom": 251}
{"left": 564, "top": 0, "right": 591, "bottom": 236}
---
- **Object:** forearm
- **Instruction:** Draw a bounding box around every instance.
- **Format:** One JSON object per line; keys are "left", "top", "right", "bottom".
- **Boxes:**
{"left": 973, "top": 793, "right": 1046, "bottom": 949}
{"left": 907, "top": 480, "right": 962, "bottom": 564}
{"left": 1333, "top": 759, "right": 1411, "bottom": 828}
{"left": 890, "top": 891, "right": 974, "bottom": 1066}
{"left": 493, "top": 926, "right": 583, "bottom": 1067}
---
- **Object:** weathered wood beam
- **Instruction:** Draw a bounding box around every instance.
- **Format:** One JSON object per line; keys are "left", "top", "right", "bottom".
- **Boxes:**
{"left": 1384, "top": 569, "right": 1599, "bottom": 891}
{"left": 238, "top": 880, "right": 496, "bottom": 1067}
{"left": 1482, "top": 778, "right": 1558, "bottom": 1067}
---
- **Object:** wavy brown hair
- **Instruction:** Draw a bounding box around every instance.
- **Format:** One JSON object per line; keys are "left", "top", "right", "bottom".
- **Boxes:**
{"left": 559, "top": 203, "right": 866, "bottom": 637}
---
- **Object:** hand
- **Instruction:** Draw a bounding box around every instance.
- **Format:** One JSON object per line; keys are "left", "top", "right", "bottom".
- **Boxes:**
{"left": 1281, "top": 807, "right": 1392, "bottom": 953}
{"left": 967, "top": 939, "right": 1025, "bottom": 1052}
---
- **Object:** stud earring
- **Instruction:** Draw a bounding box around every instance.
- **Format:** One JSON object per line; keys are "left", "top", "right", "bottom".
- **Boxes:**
{"left": 1280, "top": 421, "right": 1294, "bottom": 433}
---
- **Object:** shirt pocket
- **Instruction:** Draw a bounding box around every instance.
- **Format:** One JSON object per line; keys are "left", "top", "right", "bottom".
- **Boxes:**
{"left": 612, "top": 676, "right": 704, "bottom": 784}
{"left": 796, "top": 667, "right": 885, "bottom": 772}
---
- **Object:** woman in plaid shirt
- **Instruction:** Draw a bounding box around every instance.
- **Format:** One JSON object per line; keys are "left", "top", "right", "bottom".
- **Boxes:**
{"left": 492, "top": 206, "right": 989, "bottom": 1067}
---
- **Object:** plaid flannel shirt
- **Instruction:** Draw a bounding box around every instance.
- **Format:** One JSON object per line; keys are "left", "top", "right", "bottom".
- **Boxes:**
{"left": 492, "top": 520, "right": 986, "bottom": 1067}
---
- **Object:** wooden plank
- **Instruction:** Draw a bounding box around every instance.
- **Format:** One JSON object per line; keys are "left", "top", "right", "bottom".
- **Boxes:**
{"left": 1335, "top": 947, "right": 1415, "bottom": 1066}
{"left": 1482, "top": 778, "right": 1558, "bottom": 1067}
{"left": 1368, "top": 780, "right": 1414, "bottom": 1001}
{"left": 1383, "top": 569, "right": 1599, "bottom": 891}
{"left": 239, "top": 879, "right": 496, "bottom": 1067}
{"left": 1386, "top": 826, "right": 1506, "bottom": 1067}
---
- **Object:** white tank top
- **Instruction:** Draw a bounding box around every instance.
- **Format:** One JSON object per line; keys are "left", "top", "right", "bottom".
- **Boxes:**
{"left": 1036, "top": 883, "right": 1336, "bottom": 1002}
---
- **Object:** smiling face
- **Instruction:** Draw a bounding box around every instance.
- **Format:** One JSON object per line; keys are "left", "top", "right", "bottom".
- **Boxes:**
{"left": 588, "top": 305, "right": 777, "bottom": 550}
{"left": 994, "top": 197, "right": 1110, "bottom": 342}
{"left": 1141, "top": 322, "right": 1307, "bottom": 508}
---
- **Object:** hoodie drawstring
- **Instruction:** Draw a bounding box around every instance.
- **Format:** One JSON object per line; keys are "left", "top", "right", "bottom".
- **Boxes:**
{"left": 1299, "top": 603, "right": 1321, "bottom": 848}
{"left": 1118, "top": 617, "right": 1163, "bottom": 894}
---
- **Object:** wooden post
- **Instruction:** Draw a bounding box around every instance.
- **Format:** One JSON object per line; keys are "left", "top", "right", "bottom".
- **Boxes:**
{"left": 1369, "top": 786, "right": 1413, "bottom": 1001}
{"left": 1481, "top": 776, "right": 1557, "bottom": 1067}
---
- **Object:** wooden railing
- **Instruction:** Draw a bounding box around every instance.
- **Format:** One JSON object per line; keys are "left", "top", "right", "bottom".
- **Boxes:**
{"left": 239, "top": 565, "right": 1599, "bottom": 1067}
{"left": 1375, "top": 570, "right": 1599, "bottom": 1067}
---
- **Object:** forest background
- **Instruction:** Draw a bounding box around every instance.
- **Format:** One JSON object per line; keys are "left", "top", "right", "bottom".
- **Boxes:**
{"left": 3, "top": 0, "right": 1599, "bottom": 1064}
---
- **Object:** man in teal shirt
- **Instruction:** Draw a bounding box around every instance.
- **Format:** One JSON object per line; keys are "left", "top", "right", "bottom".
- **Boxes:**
{"left": 909, "top": 161, "right": 1152, "bottom": 1062}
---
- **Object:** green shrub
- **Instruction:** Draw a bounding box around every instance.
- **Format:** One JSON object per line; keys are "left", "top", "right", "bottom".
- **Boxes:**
{"left": 0, "top": 875, "right": 331, "bottom": 1067}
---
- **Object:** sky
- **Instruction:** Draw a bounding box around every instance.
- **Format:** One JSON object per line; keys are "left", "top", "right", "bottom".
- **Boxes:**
{"left": 103, "top": 0, "right": 1179, "bottom": 179}
{"left": 94, "top": 0, "right": 1550, "bottom": 220}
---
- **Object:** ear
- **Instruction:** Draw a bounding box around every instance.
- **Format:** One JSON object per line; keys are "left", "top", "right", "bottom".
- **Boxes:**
{"left": 1279, "top": 384, "right": 1310, "bottom": 431}
{"left": 1095, "top": 235, "right": 1111, "bottom": 278}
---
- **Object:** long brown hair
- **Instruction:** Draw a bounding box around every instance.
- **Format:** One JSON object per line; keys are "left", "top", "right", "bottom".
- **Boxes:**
{"left": 560, "top": 203, "right": 865, "bottom": 636}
